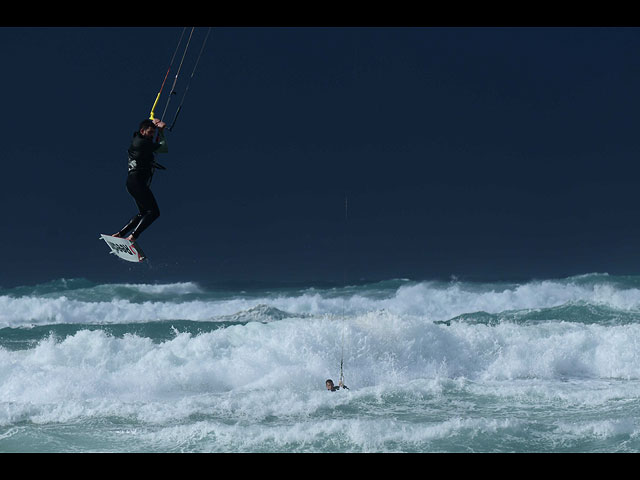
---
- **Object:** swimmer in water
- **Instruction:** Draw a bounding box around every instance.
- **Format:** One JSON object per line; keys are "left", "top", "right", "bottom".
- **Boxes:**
{"left": 326, "top": 379, "right": 349, "bottom": 391}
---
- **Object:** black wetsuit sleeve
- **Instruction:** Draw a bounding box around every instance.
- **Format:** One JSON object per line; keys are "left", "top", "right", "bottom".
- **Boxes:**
{"left": 155, "top": 130, "right": 168, "bottom": 153}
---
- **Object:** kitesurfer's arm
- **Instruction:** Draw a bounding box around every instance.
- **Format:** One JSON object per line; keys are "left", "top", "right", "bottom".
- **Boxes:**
{"left": 152, "top": 119, "right": 168, "bottom": 154}
{"left": 155, "top": 129, "right": 168, "bottom": 154}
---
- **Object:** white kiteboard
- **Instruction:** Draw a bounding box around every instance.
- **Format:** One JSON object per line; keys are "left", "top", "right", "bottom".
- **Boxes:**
{"left": 99, "top": 234, "right": 147, "bottom": 263}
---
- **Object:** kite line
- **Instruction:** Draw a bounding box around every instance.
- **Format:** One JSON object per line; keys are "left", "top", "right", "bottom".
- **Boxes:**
{"left": 168, "top": 27, "right": 212, "bottom": 131}
{"left": 339, "top": 195, "right": 348, "bottom": 387}
{"left": 148, "top": 27, "right": 211, "bottom": 131}
{"left": 149, "top": 27, "right": 187, "bottom": 121}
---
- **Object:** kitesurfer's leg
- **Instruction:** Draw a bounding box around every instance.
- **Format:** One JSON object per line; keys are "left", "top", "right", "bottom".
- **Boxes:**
{"left": 125, "top": 173, "right": 160, "bottom": 241}
{"left": 114, "top": 210, "right": 144, "bottom": 238}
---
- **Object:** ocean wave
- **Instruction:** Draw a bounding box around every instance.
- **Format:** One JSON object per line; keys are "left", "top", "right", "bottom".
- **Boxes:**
{"left": 3, "top": 312, "right": 640, "bottom": 427}
{"left": 3, "top": 274, "right": 640, "bottom": 328}
{"left": 5, "top": 274, "right": 640, "bottom": 452}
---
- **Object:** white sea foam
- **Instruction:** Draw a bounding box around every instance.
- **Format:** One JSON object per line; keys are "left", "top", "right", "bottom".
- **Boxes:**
{"left": 4, "top": 276, "right": 640, "bottom": 451}
{"left": 3, "top": 276, "right": 640, "bottom": 328}
{"left": 115, "top": 282, "right": 204, "bottom": 295}
{"left": 3, "top": 310, "right": 640, "bottom": 429}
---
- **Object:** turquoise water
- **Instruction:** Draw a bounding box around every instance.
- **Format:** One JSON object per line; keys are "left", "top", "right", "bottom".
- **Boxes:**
{"left": 2, "top": 274, "right": 640, "bottom": 452}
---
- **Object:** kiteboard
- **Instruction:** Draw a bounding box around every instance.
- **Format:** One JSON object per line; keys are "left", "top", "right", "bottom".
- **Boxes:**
{"left": 99, "top": 234, "right": 147, "bottom": 263}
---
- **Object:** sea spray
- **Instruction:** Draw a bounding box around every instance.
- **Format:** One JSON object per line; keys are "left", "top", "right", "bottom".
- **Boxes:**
{"left": 2, "top": 274, "right": 640, "bottom": 452}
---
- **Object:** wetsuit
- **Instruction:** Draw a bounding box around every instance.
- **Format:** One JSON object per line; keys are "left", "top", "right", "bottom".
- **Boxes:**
{"left": 115, "top": 130, "right": 168, "bottom": 240}
{"left": 327, "top": 382, "right": 349, "bottom": 391}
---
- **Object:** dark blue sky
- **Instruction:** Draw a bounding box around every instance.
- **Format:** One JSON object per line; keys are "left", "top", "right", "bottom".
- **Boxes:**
{"left": 2, "top": 26, "right": 640, "bottom": 287}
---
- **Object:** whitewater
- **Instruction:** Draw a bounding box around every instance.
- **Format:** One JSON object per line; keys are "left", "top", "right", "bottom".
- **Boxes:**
{"left": 2, "top": 273, "right": 640, "bottom": 452}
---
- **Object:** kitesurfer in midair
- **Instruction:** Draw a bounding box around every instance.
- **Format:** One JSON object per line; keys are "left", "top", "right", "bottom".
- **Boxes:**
{"left": 113, "top": 118, "right": 168, "bottom": 242}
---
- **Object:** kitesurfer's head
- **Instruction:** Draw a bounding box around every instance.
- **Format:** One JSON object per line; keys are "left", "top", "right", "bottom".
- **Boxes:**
{"left": 326, "top": 379, "right": 335, "bottom": 391}
{"left": 139, "top": 119, "right": 157, "bottom": 139}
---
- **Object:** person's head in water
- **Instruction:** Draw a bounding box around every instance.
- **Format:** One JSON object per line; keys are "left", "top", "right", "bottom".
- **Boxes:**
{"left": 326, "top": 378, "right": 348, "bottom": 391}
